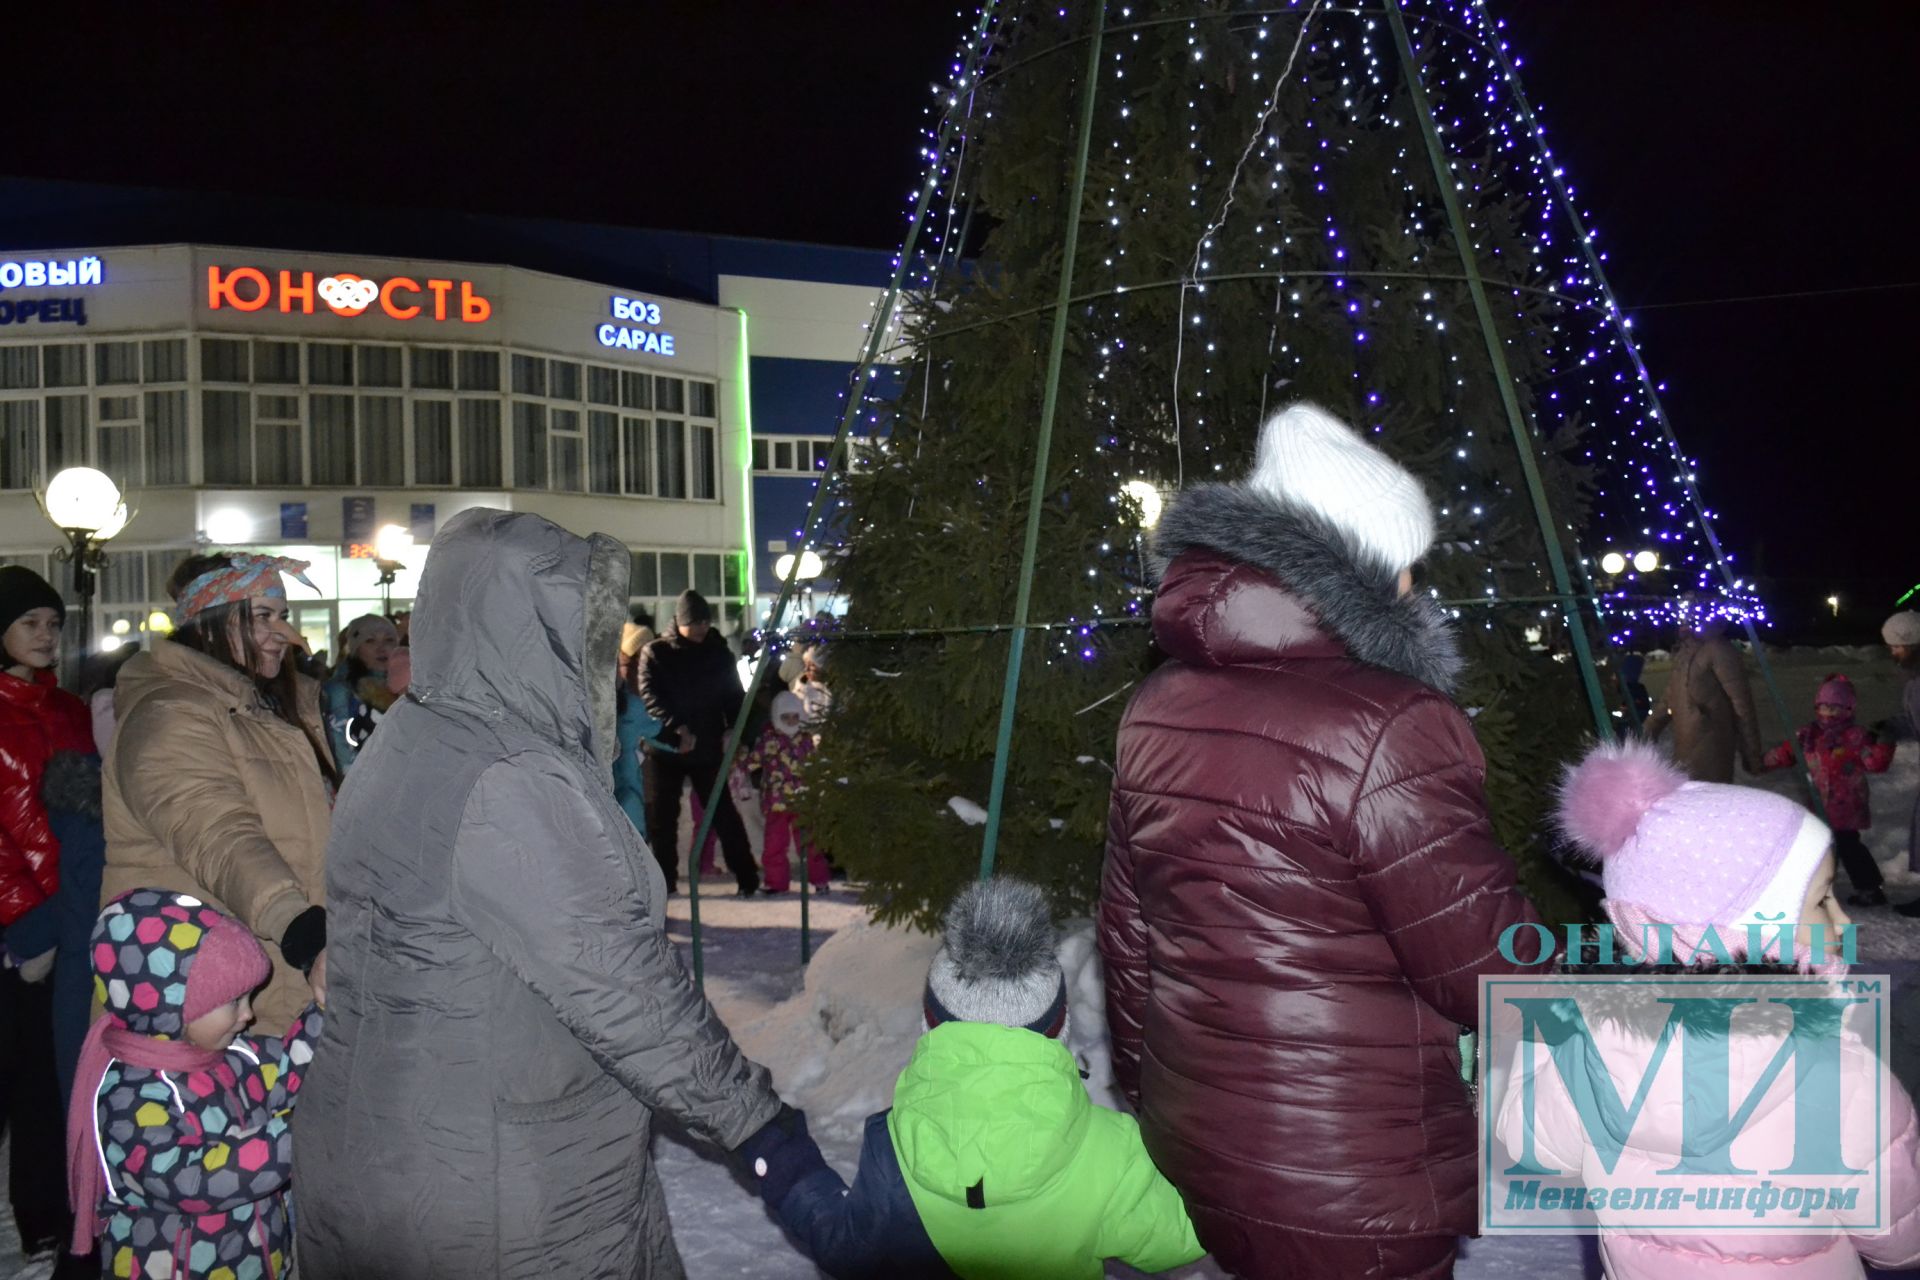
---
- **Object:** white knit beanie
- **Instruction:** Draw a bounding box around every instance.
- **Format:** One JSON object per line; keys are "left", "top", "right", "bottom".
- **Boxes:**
{"left": 1883, "top": 611, "right": 1920, "bottom": 648}
{"left": 1246, "top": 403, "right": 1436, "bottom": 575}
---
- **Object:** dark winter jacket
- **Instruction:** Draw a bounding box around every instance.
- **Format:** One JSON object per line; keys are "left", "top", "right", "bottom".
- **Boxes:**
{"left": 770, "top": 1022, "right": 1201, "bottom": 1280}
{"left": 42, "top": 750, "right": 106, "bottom": 1105}
{"left": 1762, "top": 719, "right": 1892, "bottom": 833}
{"left": 295, "top": 509, "right": 781, "bottom": 1279}
{"left": 636, "top": 628, "right": 745, "bottom": 765}
{"left": 1098, "top": 484, "right": 1546, "bottom": 1276}
{"left": 0, "top": 667, "right": 94, "bottom": 925}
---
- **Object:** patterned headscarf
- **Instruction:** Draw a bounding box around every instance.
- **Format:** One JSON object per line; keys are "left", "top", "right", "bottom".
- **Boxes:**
{"left": 173, "top": 555, "right": 317, "bottom": 626}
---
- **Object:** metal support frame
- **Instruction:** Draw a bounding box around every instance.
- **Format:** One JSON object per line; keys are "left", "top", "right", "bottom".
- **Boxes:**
{"left": 977, "top": 1, "right": 1108, "bottom": 879}
{"left": 1384, "top": 0, "right": 1614, "bottom": 741}
{"left": 682, "top": 0, "right": 1003, "bottom": 985}
{"left": 1476, "top": 14, "right": 1815, "bottom": 803}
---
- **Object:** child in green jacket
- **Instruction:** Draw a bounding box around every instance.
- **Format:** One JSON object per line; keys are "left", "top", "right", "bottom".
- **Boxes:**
{"left": 740, "top": 878, "right": 1204, "bottom": 1280}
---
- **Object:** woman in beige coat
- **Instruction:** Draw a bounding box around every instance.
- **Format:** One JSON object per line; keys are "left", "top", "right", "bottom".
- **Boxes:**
{"left": 1644, "top": 620, "right": 1763, "bottom": 784}
{"left": 102, "top": 554, "right": 338, "bottom": 1028}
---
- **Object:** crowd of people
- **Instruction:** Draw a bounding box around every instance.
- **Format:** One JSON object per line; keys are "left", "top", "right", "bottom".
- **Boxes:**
{"left": 0, "top": 403, "right": 1916, "bottom": 1278}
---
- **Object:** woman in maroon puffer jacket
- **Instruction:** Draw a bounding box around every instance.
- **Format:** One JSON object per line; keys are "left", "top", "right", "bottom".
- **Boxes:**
{"left": 1099, "top": 404, "right": 1547, "bottom": 1280}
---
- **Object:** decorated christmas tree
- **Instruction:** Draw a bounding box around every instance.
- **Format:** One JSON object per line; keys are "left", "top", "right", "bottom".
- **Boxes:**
{"left": 799, "top": 0, "right": 1749, "bottom": 927}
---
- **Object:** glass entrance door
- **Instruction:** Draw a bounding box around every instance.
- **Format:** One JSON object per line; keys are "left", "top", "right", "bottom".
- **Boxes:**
{"left": 295, "top": 603, "right": 338, "bottom": 669}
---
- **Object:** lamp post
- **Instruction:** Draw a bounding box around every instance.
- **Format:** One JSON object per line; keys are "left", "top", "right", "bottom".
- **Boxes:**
{"left": 372, "top": 524, "right": 414, "bottom": 616}
{"left": 40, "top": 467, "right": 130, "bottom": 683}
{"left": 773, "top": 549, "right": 824, "bottom": 630}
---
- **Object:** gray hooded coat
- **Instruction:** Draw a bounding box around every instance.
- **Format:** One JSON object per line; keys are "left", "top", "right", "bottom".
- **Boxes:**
{"left": 293, "top": 509, "right": 780, "bottom": 1279}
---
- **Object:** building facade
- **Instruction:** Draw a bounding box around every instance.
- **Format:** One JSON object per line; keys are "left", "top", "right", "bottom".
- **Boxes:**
{"left": 0, "top": 239, "right": 899, "bottom": 661}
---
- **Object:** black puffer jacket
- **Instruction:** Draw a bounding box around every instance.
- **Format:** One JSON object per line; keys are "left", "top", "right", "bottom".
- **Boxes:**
{"left": 636, "top": 631, "right": 744, "bottom": 764}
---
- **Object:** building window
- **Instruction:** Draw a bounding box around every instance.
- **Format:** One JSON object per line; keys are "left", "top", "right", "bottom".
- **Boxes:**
{"left": 754, "top": 434, "right": 842, "bottom": 475}
{"left": 414, "top": 400, "right": 453, "bottom": 485}
{"left": 620, "top": 370, "right": 651, "bottom": 410}
{"left": 550, "top": 407, "right": 582, "bottom": 492}
{"left": 359, "top": 395, "right": 405, "bottom": 486}
{"left": 655, "top": 376, "right": 685, "bottom": 415}
{"left": 659, "top": 551, "right": 690, "bottom": 597}
{"left": 203, "top": 389, "right": 251, "bottom": 485}
{"left": 412, "top": 347, "right": 454, "bottom": 390}
{"left": 142, "top": 339, "right": 187, "bottom": 383}
{"left": 357, "top": 345, "right": 403, "bottom": 388}
{"left": 622, "top": 417, "right": 651, "bottom": 495}
{"left": 201, "top": 338, "right": 249, "bottom": 383}
{"left": 97, "top": 395, "right": 139, "bottom": 483}
{"left": 45, "top": 395, "right": 88, "bottom": 471}
{"left": 0, "top": 400, "right": 40, "bottom": 489}
{"left": 693, "top": 552, "right": 723, "bottom": 598}
{"left": 511, "top": 353, "right": 546, "bottom": 397}
{"left": 94, "top": 342, "right": 140, "bottom": 386}
{"left": 512, "top": 401, "right": 548, "bottom": 489}
{"left": 308, "top": 343, "right": 353, "bottom": 387}
{"left": 310, "top": 393, "right": 356, "bottom": 486}
{"left": 252, "top": 340, "right": 300, "bottom": 384}
{"left": 144, "top": 390, "right": 189, "bottom": 485}
{"left": 689, "top": 380, "right": 717, "bottom": 419}
{"left": 0, "top": 347, "right": 37, "bottom": 390}
{"left": 459, "top": 399, "right": 502, "bottom": 487}
{"left": 654, "top": 419, "right": 686, "bottom": 499}
{"left": 588, "top": 365, "right": 619, "bottom": 406}
{"left": 43, "top": 344, "right": 87, "bottom": 388}
{"left": 457, "top": 349, "right": 499, "bottom": 391}
{"left": 256, "top": 394, "right": 302, "bottom": 486}
{"left": 629, "top": 550, "right": 658, "bottom": 598}
{"left": 691, "top": 424, "right": 716, "bottom": 501}
{"left": 549, "top": 359, "right": 581, "bottom": 402}
{"left": 588, "top": 410, "right": 619, "bottom": 494}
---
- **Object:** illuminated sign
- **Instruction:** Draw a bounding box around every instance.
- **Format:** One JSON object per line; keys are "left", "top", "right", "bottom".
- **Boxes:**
{"left": 0, "top": 298, "right": 87, "bottom": 327}
{"left": 0, "top": 257, "right": 103, "bottom": 290}
{"left": 597, "top": 294, "right": 675, "bottom": 355}
{"left": 206, "top": 266, "right": 492, "bottom": 323}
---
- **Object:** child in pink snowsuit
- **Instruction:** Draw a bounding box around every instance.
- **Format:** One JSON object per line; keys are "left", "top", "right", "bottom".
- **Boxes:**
{"left": 743, "top": 692, "right": 828, "bottom": 894}
{"left": 1762, "top": 674, "right": 1894, "bottom": 905}
{"left": 1496, "top": 741, "right": 1920, "bottom": 1279}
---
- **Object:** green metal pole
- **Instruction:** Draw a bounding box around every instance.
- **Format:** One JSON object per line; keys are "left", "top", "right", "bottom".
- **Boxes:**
{"left": 683, "top": 1, "right": 1004, "bottom": 986}
{"left": 1384, "top": 0, "right": 1613, "bottom": 741}
{"left": 978, "top": 0, "right": 1107, "bottom": 880}
{"left": 1477, "top": 15, "right": 1814, "bottom": 800}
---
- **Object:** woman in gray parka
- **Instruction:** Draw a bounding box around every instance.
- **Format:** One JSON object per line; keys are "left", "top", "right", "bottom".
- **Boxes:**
{"left": 294, "top": 509, "right": 786, "bottom": 1278}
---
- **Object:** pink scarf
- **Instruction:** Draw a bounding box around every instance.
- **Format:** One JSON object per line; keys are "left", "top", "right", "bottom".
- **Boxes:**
{"left": 67, "top": 1015, "right": 225, "bottom": 1253}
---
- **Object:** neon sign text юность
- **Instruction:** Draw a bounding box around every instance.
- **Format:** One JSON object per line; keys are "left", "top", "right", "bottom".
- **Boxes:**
{"left": 206, "top": 266, "right": 493, "bottom": 323}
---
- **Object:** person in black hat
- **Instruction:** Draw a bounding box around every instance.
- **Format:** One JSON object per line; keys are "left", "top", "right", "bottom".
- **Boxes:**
{"left": 635, "top": 590, "right": 759, "bottom": 894}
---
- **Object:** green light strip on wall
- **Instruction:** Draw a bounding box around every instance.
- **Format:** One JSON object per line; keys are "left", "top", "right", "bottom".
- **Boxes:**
{"left": 735, "top": 309, "right": 756, "bottom": 606}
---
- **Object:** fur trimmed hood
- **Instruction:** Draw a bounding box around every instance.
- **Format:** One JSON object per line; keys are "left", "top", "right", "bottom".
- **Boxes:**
{"left": 1151, "top": 482, "right": 1463, "bottom": 695}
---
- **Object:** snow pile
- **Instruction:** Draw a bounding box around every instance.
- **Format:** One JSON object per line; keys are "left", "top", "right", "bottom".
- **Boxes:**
{"left": 723, "top": 913, "right": 1120, "bottom": 1141}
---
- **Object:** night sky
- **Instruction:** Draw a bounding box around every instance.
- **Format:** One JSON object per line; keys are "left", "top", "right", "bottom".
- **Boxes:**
{"left": 6, "top": 2, "right": 1913, "bottom": 631}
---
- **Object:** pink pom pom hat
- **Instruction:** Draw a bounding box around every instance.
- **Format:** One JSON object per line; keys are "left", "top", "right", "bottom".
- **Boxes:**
{"left": 1558, "top": 740, "right": 1832, "bottom": 964}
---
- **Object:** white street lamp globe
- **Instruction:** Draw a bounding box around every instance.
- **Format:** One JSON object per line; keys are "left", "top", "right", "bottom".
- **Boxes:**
{"left": 204, "top": 508, "right": 253, "bottom": 545}
{"left": 1121, "top": 479, "right": 1163, "bottom": 530}
{"left": 374, "top": 524, "right": 415, "bottom": 563}
{"left": 94, "top": 502, "right": 131, "bottom": 542}
{"left": 1632, "top": 549, "right": 1660, "bottom": 574}
{"left": 1599, "top": 551, "right": 1627, "bottom": 576}
{"left": 774, "top": 550, "right": 824, "bottom": 583}
{"left": 44, "top": 467, "right": 123, "bottom": 534}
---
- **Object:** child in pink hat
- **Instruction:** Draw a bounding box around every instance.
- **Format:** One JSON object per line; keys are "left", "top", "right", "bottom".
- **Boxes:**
{"left": 1761, "top": 673, "right": 1895, "bottom": 906}
{"left": 1494, "top": 741, "right": 1920, "bottom": 1279}
{"left": 65, "top": 888, "right": 322, "bottom": 1279}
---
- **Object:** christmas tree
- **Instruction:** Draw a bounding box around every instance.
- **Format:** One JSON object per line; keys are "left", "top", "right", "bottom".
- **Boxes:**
{"left": 799, "top": 0, "right": 1734, "bottom": 927}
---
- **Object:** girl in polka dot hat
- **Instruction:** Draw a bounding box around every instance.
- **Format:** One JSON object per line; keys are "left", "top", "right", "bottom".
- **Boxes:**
{"left": 64, "top": 888, "right": 323, "bottom": 1278}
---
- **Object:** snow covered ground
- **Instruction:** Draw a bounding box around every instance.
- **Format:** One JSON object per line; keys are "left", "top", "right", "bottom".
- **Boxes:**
{"left": 7, "top": 732, "right": 1919, "bottom": 1277}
